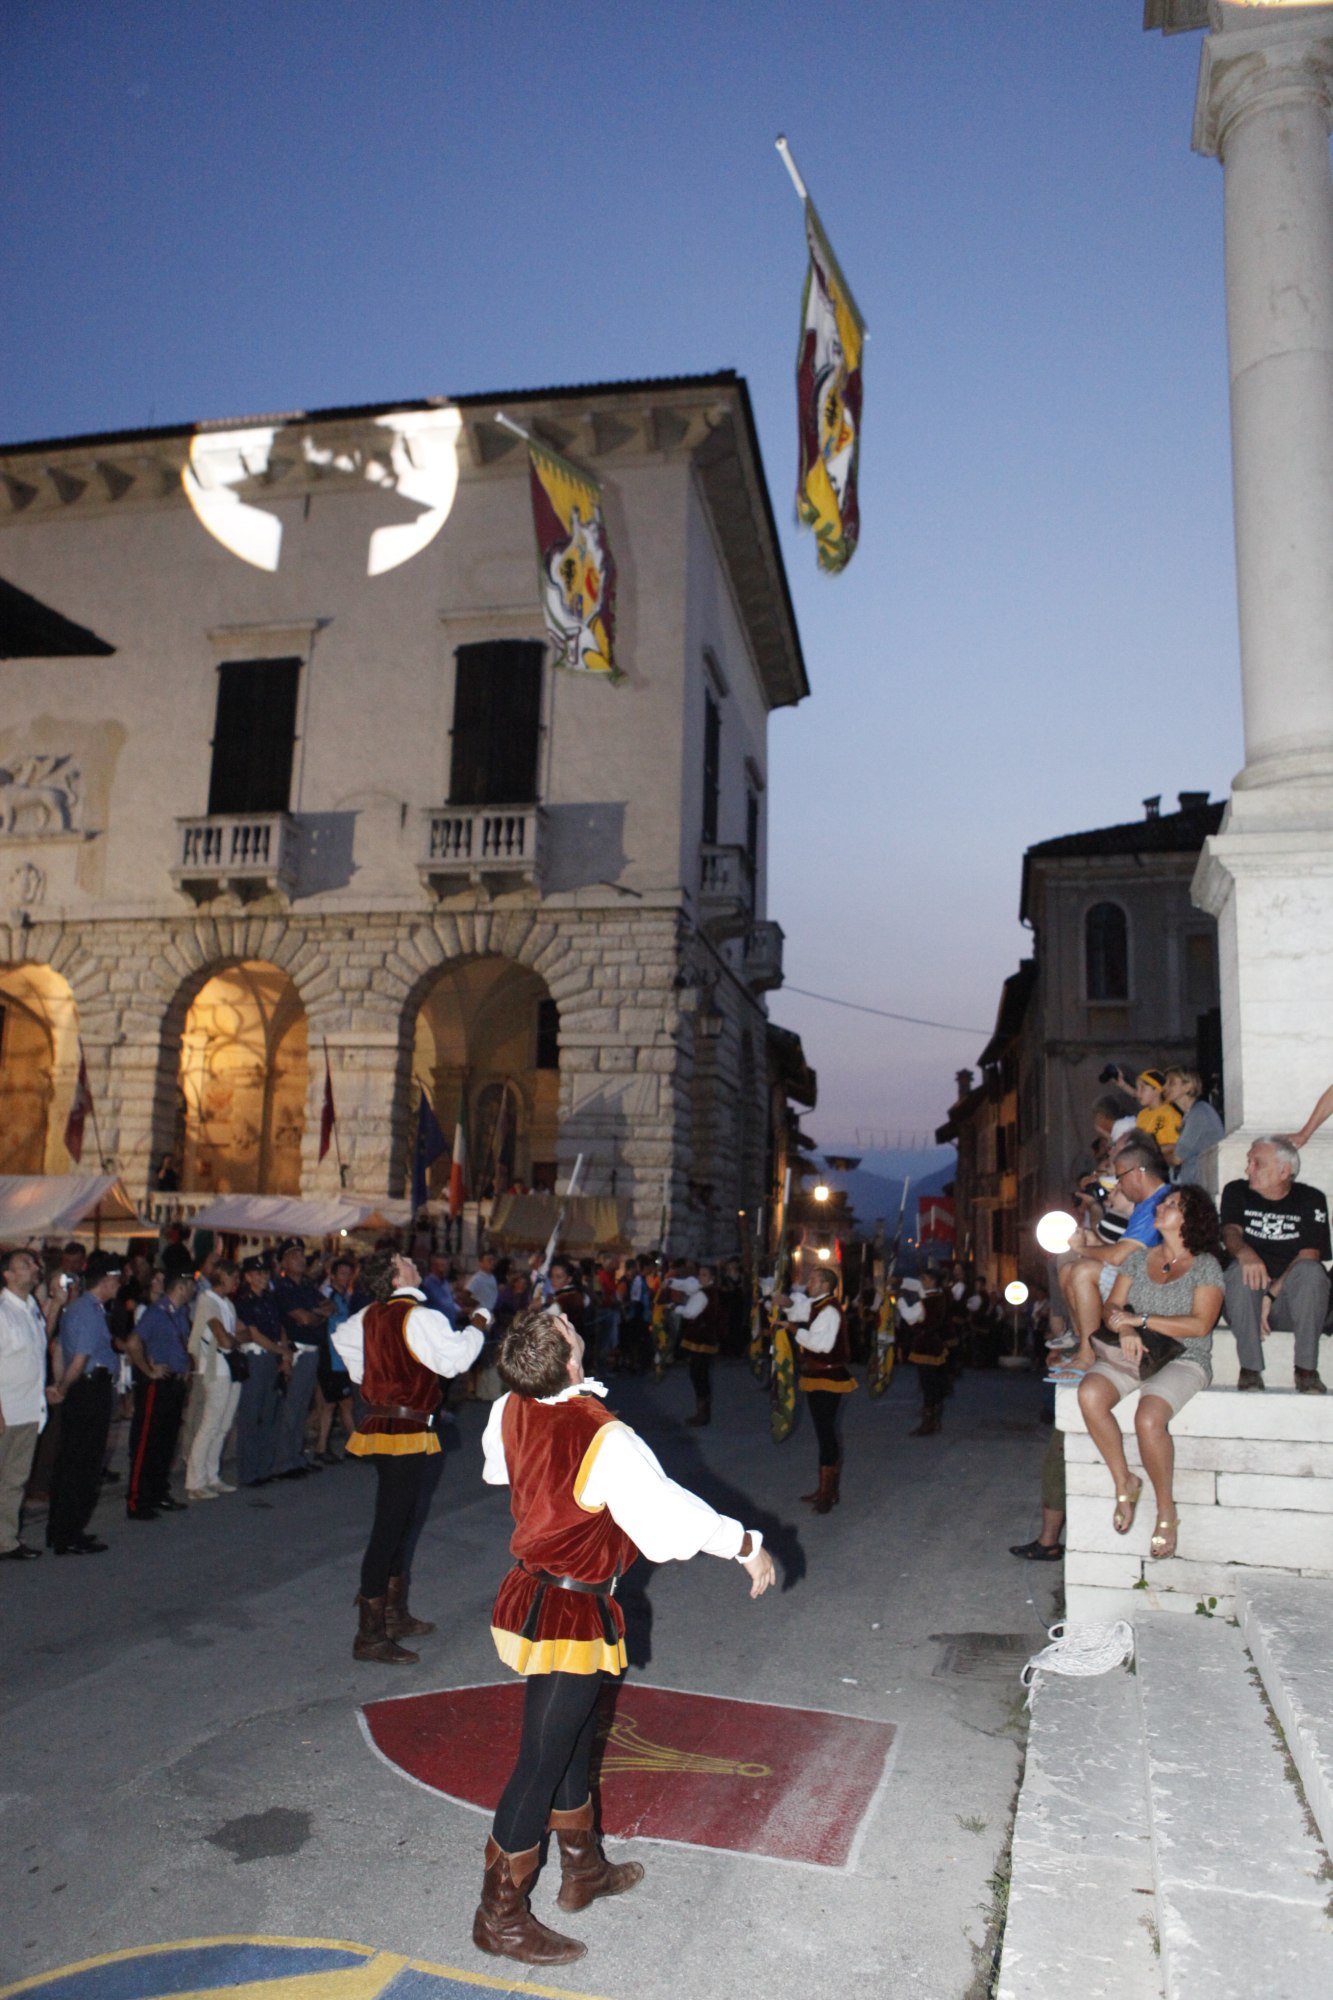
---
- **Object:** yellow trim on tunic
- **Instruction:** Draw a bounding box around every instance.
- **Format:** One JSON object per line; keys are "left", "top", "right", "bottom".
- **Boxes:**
{"left": 491, "top": 1625, "right": 627, "bottom": 1677}
{"left": 571, "top": 1418, "right": 631, "bottom": 1513}
{"left": 799, "top": 1374, "right": 858, "bottom": 1395}
{"left": 346, "top": 1431, "right": 441, "bottom": 1458}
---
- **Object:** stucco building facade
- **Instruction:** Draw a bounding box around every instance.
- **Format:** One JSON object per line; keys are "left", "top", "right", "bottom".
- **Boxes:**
{"left": 0, "top": 371, "right": 810, "bottom": 1255}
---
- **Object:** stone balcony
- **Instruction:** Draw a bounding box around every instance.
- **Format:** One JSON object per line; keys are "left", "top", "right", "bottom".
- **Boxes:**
{"left": 172, "top": 813, "right": 296, "bottom": 904}
{"left": 698, "top": 843, "right": 753, "bottom": 942}
{"left": 419, "top": 803, "right": 544, "bottom": 895}
{"left": 742, "top": 918, "right": 784, "bottom": 991}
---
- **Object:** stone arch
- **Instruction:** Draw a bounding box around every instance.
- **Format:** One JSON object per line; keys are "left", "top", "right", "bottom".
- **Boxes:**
{"left": 0, "top": 962, "right": 81, "bottom": 1172}
{"left": 404, "top": 952, "right": 561, "bottom": 1202}
{"left": 154, "top": 956, "right": 309, "bottom": 1195}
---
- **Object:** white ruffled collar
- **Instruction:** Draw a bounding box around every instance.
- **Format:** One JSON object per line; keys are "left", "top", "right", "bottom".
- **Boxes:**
{"left": 538, "top": 1378, "right": 609, "bottom": 1406}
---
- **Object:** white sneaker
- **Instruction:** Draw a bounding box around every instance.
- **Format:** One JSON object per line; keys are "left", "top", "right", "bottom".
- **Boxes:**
{"left": 186, "top": 1487, "right": 219, "bottom": 1501}
{"left": 209, "top": 1480, "right": 236, "bottom": 1494}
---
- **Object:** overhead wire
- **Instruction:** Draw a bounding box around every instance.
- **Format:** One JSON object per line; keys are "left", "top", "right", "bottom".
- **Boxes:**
{"left": 781, "top": 984, "right": 988, "bottom": 1037}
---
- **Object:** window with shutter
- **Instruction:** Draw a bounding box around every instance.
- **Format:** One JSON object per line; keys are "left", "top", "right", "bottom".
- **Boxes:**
{"left": 1085, "top": 902, "right": 1129, "bottom": 1002}
{"left": 449, "top": 641, "right": 544, "bottom": 806}
{"left": 207, "top": 659, "right": 301, "bottom": 815}
{"left": 703, "top": 691, "right": 721, "bottom": 845}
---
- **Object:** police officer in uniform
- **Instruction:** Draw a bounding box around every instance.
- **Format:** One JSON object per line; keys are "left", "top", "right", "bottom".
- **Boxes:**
{"left": 47, "top": 1251, "right": 123, "bottom": 1555}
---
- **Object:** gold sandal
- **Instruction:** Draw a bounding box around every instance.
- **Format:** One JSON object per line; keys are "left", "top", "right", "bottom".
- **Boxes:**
{"left": 1112, "top": 1475, "right": 1142, "bottom": 1535}
{"left": 1150, "top": 1517, "right": 1179, "bottom": 1560}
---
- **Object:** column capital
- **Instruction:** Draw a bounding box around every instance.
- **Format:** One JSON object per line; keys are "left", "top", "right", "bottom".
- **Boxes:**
{"left": 1194, "top": 4, "right": 1333, "bottom": 158}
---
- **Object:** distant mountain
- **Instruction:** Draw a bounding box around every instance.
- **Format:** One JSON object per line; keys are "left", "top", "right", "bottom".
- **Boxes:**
{"left": 809, "top": 1143, "right": 957, "bottom": 1241}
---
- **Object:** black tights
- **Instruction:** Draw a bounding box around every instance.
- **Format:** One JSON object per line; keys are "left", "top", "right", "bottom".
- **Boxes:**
{"left": 807, "top": 1389, "right": 841, "bottom": 1467}
{"left": 688, "top": 1351, "right": 713, "bottom": 1401}
{"left": 492, "top": 1671, "right": 605, "bottom": 1853}
{"left": 360, "top": 1453, "right": 427, "bottom": 1598}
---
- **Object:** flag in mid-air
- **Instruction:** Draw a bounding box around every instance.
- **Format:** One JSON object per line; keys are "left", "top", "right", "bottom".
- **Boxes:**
{"left": 412, "top": 1088, "right": 448, "bottom": 1216}
{"left": 796, "top": 199, "right": 865, "bottom": 574}
{"left": 318, "top": 1049, "right": 337, "bottom": 1163}
{"left": 448, "top": 1091, "right": 467, "bottom": 1219}
{"left": 64, "top": 1045, "right": 93, "bottom": 1164}
{"left": 918, "top": 1195, "right": 956, "bottom": 1247}
{"left": 527, "top": 436, "right": 619, "bottom": 676}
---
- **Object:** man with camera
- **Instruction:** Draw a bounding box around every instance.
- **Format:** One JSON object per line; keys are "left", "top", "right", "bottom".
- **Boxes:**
{"left": 1058, "top": 1137, "right": 1171, "bottom": 1369}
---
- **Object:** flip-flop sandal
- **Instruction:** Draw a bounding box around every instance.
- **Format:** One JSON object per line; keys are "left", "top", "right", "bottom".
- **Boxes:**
{"left": 1150, "top": 1517, "right": 1179, "bottom": 1560}
{"left": 1009, "top": 1540, "right": 1063, "bottom": 1561}
{"left": 1113, "top": 1476, "right": 1142, "bottom": 1535}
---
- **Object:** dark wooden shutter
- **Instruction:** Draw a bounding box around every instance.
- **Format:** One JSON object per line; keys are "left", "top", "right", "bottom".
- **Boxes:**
{"left": 702, "top": 691, "right": 721, "bottom": 844}
{"left": 449, "top": 641, "right": 544, "bottom": 806}
{"left": 207, "top": 659, "right": 301, "bottom": 814}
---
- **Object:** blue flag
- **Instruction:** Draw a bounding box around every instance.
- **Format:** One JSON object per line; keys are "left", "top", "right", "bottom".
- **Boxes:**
{"left": 412, "top": 1087, "right": 448, "bottom": 1215}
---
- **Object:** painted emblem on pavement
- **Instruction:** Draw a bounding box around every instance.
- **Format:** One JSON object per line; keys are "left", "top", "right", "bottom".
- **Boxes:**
{"left": 360, "top": 1682, "right": 897, "bottom": 1871}
{"left": 0, "top": 1936, "right": 606, "bottom": 2000}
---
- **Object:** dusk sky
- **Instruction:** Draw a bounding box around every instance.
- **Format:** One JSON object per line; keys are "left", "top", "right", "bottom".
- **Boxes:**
{"left": 2, "top": 4, "right": 1247, "bottom": 1145}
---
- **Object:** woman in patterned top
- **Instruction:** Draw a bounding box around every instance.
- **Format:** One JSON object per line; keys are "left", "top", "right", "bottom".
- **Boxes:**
{"left": 1077, "top": 1184, "right": 1224, "bottom": 1562}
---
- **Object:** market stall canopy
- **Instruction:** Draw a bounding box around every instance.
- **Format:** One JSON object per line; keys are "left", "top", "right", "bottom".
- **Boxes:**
{"left": 188, "top": 1193, "right": 412, "bottom": 1238}
{"left": 487, "top": 1193, "right": 631, "bottom": 1254}
{"left": 0, "top": 1174, "right": 145, "bottom": 1239}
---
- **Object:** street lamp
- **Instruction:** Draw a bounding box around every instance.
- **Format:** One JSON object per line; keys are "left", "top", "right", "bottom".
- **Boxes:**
{"left": 1002, "top": 1279, "right": 1030, "bottom": 1370}
{"left": 813, "top": 1182, "right": 830, "bottom": 1203}
{"left": 1036, "top": 1210, "right": 1078, "bottom": 1255}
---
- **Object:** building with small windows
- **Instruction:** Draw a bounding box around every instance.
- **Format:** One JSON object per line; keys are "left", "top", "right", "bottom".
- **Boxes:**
{"left": 0, "top": 372, "right": 812, "bottom": 1254}
{"left": 939, "top": 794, "right": 1223, "bottom": 1283}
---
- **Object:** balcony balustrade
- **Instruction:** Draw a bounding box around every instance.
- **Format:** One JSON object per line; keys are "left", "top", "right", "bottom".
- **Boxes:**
{"left": 172, "top": 813, "right": 296, "bottom": 904}
{"left": 698, "top": 842, "right": 752, "bottom": 941}
{"left": 419, "top": 804, "right": 544, "bottom": 895}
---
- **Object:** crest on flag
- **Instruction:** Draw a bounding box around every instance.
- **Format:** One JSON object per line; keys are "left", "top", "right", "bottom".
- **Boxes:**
{"left": 527, "top": 437, "right": 619, "bottom": 677}
{"left": 796, "top": 201, "right": 865, "bottom": 574}
{"left": 918, "top": 1194, "right": 956, "bottom": 1248}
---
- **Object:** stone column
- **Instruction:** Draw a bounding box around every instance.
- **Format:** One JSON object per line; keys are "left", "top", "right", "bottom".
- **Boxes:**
{"left": 1188, "top": 3, "right": 1333, "bottom": 1190}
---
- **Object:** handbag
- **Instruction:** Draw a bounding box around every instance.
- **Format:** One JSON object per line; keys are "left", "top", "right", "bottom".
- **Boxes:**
{"left": 223, "top": 1348, "right": 250, "bottom": 1383}
{"left": 1096, "top": 1326, "right": 1185, "bottom": 1380}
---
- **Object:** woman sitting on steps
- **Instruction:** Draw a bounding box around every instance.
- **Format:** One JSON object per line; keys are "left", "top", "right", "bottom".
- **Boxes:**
{"left": 1076, "top": 1184, "right": 1224, "bottom": 1562}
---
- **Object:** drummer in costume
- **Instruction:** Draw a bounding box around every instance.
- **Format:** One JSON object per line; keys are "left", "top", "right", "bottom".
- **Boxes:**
{"left": 794, "top": 1265, "right": 856, "bottom": 1513}
{"left": 476, "top": 1301, "right": 775, "bottom": 1966}
{"left": 332, "top": 1250, "right": 485, "bottom": 1663}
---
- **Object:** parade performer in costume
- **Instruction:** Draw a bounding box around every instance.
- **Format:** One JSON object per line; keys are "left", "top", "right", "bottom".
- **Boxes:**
{"left": 677, "top": 1264, "right": 720, "bottom": 1426}
{"left": 476, "top": 1301, "right": 775, "bottom": 1966}
{"left": 332, "top": 1250, "right": 485, "bottom": 1664}
{"left": 794, "top": 1265, "right": 856, "bottom": 1512}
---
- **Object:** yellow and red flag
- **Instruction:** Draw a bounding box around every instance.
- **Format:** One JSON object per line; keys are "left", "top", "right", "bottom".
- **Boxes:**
{"left": 796, "top": 199, "right": 865, "bottom": 574}
{"left": 527, "top": 437, "right": 619, "bottom": 676}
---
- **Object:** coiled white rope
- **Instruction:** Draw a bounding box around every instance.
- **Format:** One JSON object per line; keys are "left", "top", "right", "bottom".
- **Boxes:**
{"left": 1021, "top": 1620, "right": 1135, "bottom": 1706}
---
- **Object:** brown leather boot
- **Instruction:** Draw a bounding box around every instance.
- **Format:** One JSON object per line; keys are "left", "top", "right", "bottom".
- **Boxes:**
{"left": 385, "top": 1572, "right": 435, "bottom": 1639}
{"left": 549, "top": 1800, "right": 645, "bottom": 1912}
{"left": 800, "top": 1468, "right": 823, "bottom": 1504}
{"left": 472, "top": 1836, "right": 587, "bottom": 1964}
{"left": 829, "top": 1461, "right": 842, "bottom": 1507}
{"left": 809, "top": 1465, "right": 838, "bottom": 1515}
{"left": 352, "top": 1593, "right": 418, "bottom": 1664}
{"left": 685, "top": 1399, "right": 711, "bottom": 1427}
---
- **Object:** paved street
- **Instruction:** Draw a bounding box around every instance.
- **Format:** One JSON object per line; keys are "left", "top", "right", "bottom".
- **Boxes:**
{"left": 0, "top": 1364, "right": 1060, "bottom": 2000}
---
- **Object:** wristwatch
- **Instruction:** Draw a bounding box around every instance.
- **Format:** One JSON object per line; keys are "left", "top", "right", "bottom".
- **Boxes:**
{"left": 1139, "top": 1314, "right": 1150, "bottom": 1333}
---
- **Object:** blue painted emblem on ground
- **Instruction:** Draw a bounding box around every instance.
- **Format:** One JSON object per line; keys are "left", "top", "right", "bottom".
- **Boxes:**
{"left": 0, "top": 1937, "right": 608, "bottom": 2000}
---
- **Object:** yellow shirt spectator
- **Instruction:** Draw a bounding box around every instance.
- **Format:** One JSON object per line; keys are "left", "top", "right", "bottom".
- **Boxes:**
{"left": 1137, "top": 1101, "right": 1182, "bottom": 1150}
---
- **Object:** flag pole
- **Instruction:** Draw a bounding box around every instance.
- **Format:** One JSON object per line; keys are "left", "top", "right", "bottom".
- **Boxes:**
{"left": 539, "top": 1152, "right": 585, "bottom": 1280}
{"left": 775, "top": 134, "right": 808, "bottom": 202}
{"left": 494, "top": 410, "right": 534, "bottom": 446}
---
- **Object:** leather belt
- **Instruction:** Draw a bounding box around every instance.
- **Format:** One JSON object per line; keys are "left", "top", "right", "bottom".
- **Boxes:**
{"left": 364, "top": 1401, "right": 435, "bottom": 1422}
{"left": 526, "top": 1566, "right": 619, "bottom": 1599}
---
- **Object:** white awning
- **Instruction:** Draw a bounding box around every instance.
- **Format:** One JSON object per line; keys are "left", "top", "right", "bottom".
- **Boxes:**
{"left": 188, "top": 1193, "right": 412, "bottom": 1239}
{"left": 0, "top": 1174, "right": 146, "bottom": 1239}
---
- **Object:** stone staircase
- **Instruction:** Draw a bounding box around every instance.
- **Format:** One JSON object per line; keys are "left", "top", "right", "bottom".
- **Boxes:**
{"left": 997, "top": 1576, "right": 1333, "bottom": 2000}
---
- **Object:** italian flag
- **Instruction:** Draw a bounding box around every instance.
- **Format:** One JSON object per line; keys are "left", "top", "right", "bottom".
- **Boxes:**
{"left": 448, "top": 1093, "right": 467, "bottom": 1218}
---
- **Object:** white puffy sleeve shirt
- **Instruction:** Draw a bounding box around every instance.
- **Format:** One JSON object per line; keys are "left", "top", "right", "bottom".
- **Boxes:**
{"left": 332, "top": 1287, "right": 484, "bottom": 1383}
{"left": 796, "top": 1303, "right": 841, "bottom": 1354}
{"left": 482, "top": 1385, "right": 746, "bottom": 1563}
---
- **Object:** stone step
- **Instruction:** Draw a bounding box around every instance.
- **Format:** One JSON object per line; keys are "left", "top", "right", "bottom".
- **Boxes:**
{"left": 1238, "top": 1573, "right": 1333, "bottom": 1857}
{"left": 1135, "top": 1615, "right": 1333, "bottom": 1998}
{"left": 1209, "top": 1327, "right": 1296, "bottom": 1388}
{"left": 997, "top": 1662, "right": 1162, "bottom": 2000}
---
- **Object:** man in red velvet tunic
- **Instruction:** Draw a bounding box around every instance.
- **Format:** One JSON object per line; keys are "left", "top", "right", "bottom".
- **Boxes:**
{"left": 475, "top": 1300, "right": 775, "bottom": 1966}
{"left": 332, "top": 1250, "right": 484, "bottom": 1662}
{"left": 793, "top": 1266, "right": 856, "bottom": 1514}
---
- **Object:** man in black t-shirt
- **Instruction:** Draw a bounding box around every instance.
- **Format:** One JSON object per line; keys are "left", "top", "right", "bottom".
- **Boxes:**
{"left": 1220, "top": 1137, "right": 1329, "bottom": 1392}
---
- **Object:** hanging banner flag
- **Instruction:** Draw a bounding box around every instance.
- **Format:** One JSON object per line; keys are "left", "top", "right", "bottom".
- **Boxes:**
{"left": 497, "top": 412, "right": 619, "bottom": 677}
{"left": 412, "top": 1087, "right": 448, "bottom": 1217}
{"left": 318, "top": 1049, "right": 337, "bottom": 1164}
{"left": 778, "top": 137, "right": 866, "bottom": 576}
{"left": 64, "top": 1045, "right": 93, "bottom": 1164}
{"left": 448, "top": 1090, "right": 468, "bottom": 1219}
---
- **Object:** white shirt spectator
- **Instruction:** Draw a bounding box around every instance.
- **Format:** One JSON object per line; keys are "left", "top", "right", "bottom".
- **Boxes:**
{"left": 189, "top": 1287, "right": 237, "bottom": 1383}
{"left": 0, "top": 1286, "right": 49, "bottom": 1430}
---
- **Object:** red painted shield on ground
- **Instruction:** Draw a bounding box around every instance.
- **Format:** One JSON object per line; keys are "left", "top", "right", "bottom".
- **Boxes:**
{"left": 361, "top": 1681, "right": 896, "bottom": 1870}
